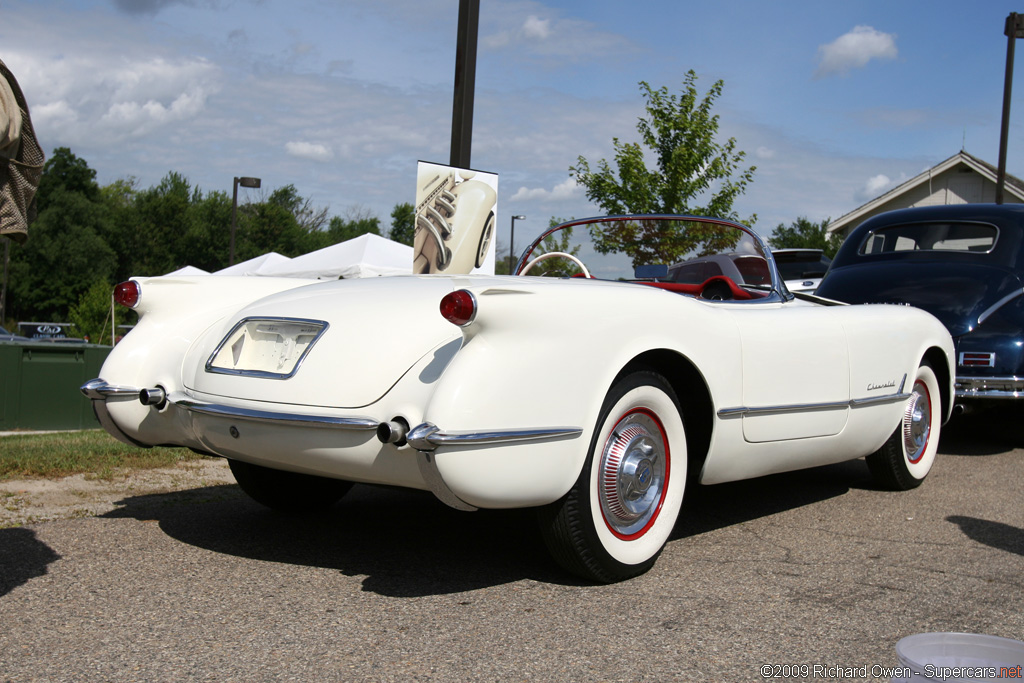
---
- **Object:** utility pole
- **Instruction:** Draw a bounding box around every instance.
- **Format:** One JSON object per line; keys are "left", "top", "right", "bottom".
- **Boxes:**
{"left": 996, "top": 12, "right": 1024, "bottom": 204}
{"left": 449, "top": 0, "right": 479, "bottom": 169}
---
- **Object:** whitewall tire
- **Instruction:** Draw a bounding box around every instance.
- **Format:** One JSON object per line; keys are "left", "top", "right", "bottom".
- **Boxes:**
{"left": 539, "top": 370, "right": 686, "bottom": 582}
{"left": 866, "top": 362, "right": 941, "bottom": 490}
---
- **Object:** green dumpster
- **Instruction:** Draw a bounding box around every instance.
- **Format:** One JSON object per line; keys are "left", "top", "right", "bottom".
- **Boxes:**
{"left": 0, "top": 342, "right": 111, "bottom": 431}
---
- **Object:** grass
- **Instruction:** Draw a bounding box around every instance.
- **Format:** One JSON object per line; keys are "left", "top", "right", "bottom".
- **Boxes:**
{"left": 0, "top": 430, "right": 206, "bottom": 481}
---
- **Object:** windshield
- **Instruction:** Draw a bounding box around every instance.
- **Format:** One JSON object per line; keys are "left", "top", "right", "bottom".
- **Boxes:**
{"left": 515, "top": 215, "right": 783, "bottom": 297}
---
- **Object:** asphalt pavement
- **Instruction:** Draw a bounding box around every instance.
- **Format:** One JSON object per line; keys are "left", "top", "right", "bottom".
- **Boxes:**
{"left": 1, "top": 409, "right": 1021, "bottom": 682}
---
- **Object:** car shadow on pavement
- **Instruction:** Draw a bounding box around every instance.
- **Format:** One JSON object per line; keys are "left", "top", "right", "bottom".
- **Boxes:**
{"left": 674, "top": 459, "right": 862, "bottom": 539}
{"left": 102, "top": 484, "right": 570, "bottom": 595}
{"left": 947, "top": 515, "right": 1024, "bottom": 557}
{"left": 0, "top": 527, "right": 62, "bottom": 597}
{"left": 939, "top": 406, "right": 1024, "bottom": 456}
{"left": 97, "top": 461, "right": 867, "bottom": 595}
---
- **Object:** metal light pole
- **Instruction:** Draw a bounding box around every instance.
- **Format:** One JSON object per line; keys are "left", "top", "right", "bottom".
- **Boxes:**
{"left": 450, "top": 0, "right": 480, "bottom": 169}
{"left": 996, "top": 12, "right": 1024, "bottom": 205}
{"left": 509, "top": 215, "right": 526, "bottom": 274}
{"left": 230, "top": 176, "right": 261, "bottom": 266}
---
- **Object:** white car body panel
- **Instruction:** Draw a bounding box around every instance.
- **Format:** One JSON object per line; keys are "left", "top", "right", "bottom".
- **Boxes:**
{"left": 85, "top": 219, "right": 956, "bottom": 514}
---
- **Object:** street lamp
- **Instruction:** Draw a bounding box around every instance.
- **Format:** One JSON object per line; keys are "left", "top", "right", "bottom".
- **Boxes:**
{"left": 509, "top": 215, "right": 526, "bottom": 274}
{"left": 230, "top": 176, "right": 261, "bottom": 265}
{"left": 996, "top": 12, "right": 1024, "bottom": 204}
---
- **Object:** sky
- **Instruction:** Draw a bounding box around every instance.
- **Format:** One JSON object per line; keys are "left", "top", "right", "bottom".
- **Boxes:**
{"left": 3, "top": 0, "right": 1023, "bottom": 256}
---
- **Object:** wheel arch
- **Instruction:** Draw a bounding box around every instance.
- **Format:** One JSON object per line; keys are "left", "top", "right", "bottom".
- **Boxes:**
{"left": 615, "top": 349, "right": 714, "bottom": 486}
{"left": 922, "top": 345, "right": 953, "bottom": 423}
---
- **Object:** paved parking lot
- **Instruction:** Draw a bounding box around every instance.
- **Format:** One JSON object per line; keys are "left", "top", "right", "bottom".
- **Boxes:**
{"left": 1, "top": 410, "right": 1021, "bottom": 682}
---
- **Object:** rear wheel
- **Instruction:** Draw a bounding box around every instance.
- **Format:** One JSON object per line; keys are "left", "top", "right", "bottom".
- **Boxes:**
{"left": 538, "top": 370, "right": 686, "bottom": 583}
{"left": 866, "top": 362, "right": 941, "bottom": 490}
{"left": 228, "top": 459, "right": 352, "bottom": 513}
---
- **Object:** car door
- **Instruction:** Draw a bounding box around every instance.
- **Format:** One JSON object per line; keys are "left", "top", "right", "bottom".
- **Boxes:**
{"left": 723, "top": 301, "right": 851, "bottom": 442}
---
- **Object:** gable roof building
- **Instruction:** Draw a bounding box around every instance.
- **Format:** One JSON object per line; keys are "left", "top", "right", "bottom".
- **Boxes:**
{"left": 827, "top": 151, "right": 1024, "bottom": 238}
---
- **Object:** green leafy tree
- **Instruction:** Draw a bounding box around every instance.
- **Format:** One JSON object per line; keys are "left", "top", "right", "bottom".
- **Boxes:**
{"left": 769, "top": 217, "right": 844, "bottom": 259}
{"left": 35, "top": 146, "right": 101, "bottom": 211}
{"left": 520, "top": 219, "right": 583, "bottom": 277}
{"left": 68, "top": 279, "right": 114, "bottom": 345}
{"left": 570, "top": 71, "right": 756, "bottom": 266}
{"left": 326, "top": 209, "right": 381, "bottom": 243}
{"left": 7, "top": 189, "right": 116, "bottom": 321}
{"left": 388, "top": 202, "right": 415, "bottom": 246}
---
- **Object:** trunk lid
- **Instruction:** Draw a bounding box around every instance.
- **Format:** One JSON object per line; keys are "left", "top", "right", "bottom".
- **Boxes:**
{"left": 184, "top": 276, "right": 467, "bottom": 408}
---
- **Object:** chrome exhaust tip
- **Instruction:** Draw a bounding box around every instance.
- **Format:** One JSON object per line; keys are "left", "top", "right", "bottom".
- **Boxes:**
{"left": 139, "top": 387, "right": 167, "bottom": 408}
{"left": 376, "top": 418, "right": 409, "bottom": 445}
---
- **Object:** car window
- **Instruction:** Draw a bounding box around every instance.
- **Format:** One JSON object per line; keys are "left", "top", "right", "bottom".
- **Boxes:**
{"left": 860, "top": 221, "right": 998, "bottom": 254}
{"left": 734, "top": 256, "right": 770, "bottom": 285}
{"left": 669, "top": 260, "right": 723, "bottom": 283}
{"left": 775, "top": 256, "right": 830, "bottom": 280}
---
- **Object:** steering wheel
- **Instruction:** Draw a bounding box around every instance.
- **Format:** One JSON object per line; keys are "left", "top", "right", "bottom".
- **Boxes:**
{"left": 519, "top": 251, "right": 591, "bottom": 278}
{"left": 699, "top": 278, "right": 735, "bottom": 301}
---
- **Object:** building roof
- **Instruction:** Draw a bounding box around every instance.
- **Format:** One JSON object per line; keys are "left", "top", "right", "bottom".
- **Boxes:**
{"left": 827, "top": 151, "right": 1024, "bottom": 235}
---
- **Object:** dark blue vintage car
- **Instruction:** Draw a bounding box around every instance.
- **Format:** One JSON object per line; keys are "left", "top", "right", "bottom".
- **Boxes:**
{"left": 816, "top": 203, "right": 1024, "bottom": 407}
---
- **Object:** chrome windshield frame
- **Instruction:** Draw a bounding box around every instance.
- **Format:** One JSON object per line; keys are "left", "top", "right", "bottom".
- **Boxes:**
{"left": 513, "top": 214, "right": 791, "bottom": 301}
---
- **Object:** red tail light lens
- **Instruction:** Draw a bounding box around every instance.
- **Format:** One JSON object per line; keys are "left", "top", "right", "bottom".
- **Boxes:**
{"left": 440, "top": 289, "right": 477, "bottom": 326}
{"left": 113, "top": 281, "right": 141, "bottom": 308}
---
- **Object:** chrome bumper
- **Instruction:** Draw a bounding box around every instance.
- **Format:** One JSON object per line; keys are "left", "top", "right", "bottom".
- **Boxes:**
{"left": 81, "top": 378, "right": 583, "bottom": 511}
{"left": 955, "top": 375, "right": 1024, "bottom": 400}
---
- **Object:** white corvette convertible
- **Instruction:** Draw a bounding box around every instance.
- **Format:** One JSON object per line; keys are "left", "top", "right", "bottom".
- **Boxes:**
{"left": 82, "top": 215, "right": 955, "bottom": 582}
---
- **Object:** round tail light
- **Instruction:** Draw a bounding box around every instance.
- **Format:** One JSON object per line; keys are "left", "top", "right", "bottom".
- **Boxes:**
{"left": 113, "top": 280, "right": 141, "bottom": 308}
{"left": 440, "top": 289, "right": 477, "bottom": 326}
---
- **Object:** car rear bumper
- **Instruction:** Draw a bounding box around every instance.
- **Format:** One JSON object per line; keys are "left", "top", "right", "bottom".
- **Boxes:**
{"left": 81, "top": 378, "right": 584, "bottom": 510}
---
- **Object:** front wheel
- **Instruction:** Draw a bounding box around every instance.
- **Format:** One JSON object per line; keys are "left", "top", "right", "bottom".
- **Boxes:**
{"left": 228, "top": 459, "right": 352, "bottom": 513}
{"left": 866, "top": 362, "right": 941, "bottom": 490}
{"left": 538, "top": 370, "right": 687, "bottom": 583}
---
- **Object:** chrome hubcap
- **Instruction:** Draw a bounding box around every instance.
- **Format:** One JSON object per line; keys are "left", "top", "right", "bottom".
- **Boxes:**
{"left": 903, "top": 380, "right": 931, "bottom": 463}
{"left": 599, "top": 410, "right": 667, "bottom": 538}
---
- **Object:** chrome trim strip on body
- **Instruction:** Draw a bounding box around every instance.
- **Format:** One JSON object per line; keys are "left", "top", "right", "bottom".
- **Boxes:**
{"left": 168, "top": 392, "right": 379, "bottom": 430}
{"left": 205, "top": 317, "right": 330, "bottom": 380}
{"left": 406, "top": 422, "right": 583, "bottom": 452}
{"left": 955, "top": 375, "right": 1024, "bottom": 399}
{"left": 717, "top": 377, "right": 911, "bottom": 419}
{"left": 977, "top": 288, "right": 1024, "bottom": 326}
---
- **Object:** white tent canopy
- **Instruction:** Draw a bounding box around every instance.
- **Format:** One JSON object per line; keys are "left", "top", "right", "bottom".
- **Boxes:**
{"left": 213, "top": 251, "right": 291, "bottom": 276}
{"left": 255, "top": 233, "right": 413, "bottom": 279}
{"left": 164, "top": 265, "right": 209, "bottom": 276}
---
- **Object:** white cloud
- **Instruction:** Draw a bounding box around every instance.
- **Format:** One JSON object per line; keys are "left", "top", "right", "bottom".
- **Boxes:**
{"left": 482, "top": 10, "right": 636, "bottom": 62}
{"left": 285, "top": 141, "right": 335, "bottom": 162}
{"left": 20, "top": 53, "right": 221, "bottom": 144}
{"left": 755, "top": 146, "right": 776, "bottom": 160}
{"left": 853, "top": 173, "right": 908, "bottom": 203}
{"left": 815, "top": 26, "right": 897, "bottom": 78}
{"left": 510, "top": 177, "right": 583, "bottom": 203}
{"left": 522, "top": 15, "right": 552, "bottom": 40}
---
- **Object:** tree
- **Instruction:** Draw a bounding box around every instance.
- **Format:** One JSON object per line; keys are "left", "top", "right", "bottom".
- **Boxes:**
{"left": 326, "top": 207, "right": 380, "bottom": 243}
{"left": 769, "top": 217, "right": 844, "bottom": 259}
{"left": 68, "top": 279, "right": 115, "bottom": 345}
{"left": 569, "top": 72, "right": 756, "bottom": 266}
{"left": 6, "top": 189, "right": 116, "bottom": 321}
{"left": 35, "top": 147, "right": 100, "bottom": 211}
{"left": 519, "top": 218, "right": 583, "bottom": 277}
{"left": 388, "top": 202, "right": 415, "bottom": 246}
